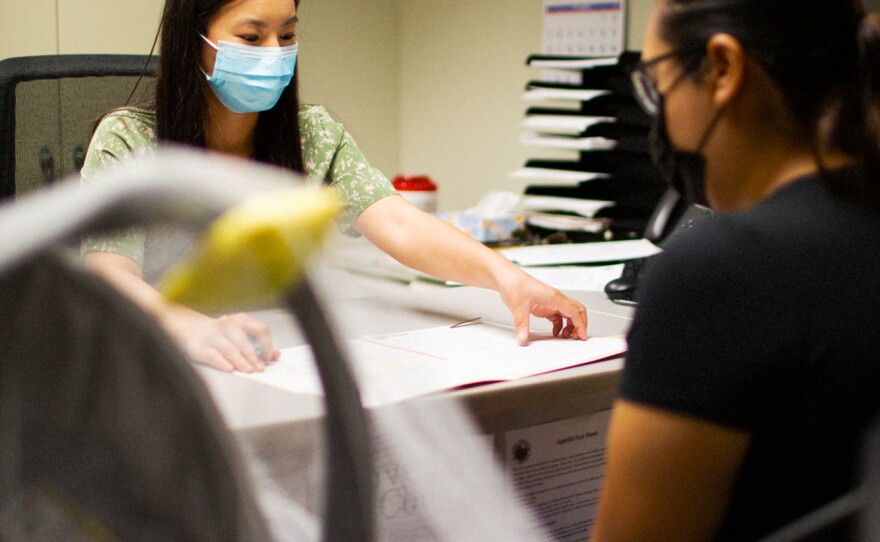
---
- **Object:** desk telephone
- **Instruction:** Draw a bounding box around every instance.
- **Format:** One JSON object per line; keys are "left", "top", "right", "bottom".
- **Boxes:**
{"left": 604, "top": 188, "right": 713, "bottom": 306}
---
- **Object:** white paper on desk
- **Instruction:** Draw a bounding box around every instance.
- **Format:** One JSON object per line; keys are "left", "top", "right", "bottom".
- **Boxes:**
{"left": 521, "top": 264, "right": 624, "bottom": 291}
{"left": 239, "top": 345, "right": 322, "bottom": 395}
{"left": 241, "top": 326, "right": 625, "bottom": 407}
{"left": 501, "top": 238, "right": 662, "bottom": 266}
{"left": 240, "top": 341, "right": 486, "bottom": 407}
{"left": 364, "top": 322, "right": 626, "bottom": 383}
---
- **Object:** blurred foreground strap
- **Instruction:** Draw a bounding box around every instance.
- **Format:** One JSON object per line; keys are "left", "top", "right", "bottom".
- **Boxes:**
{"left": 158, "top": 186, "right": 341, "bottom": 312}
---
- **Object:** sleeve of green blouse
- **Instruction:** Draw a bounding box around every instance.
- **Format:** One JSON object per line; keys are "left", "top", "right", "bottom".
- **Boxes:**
{"left": 327, "top": 129, "right": 398, "bottom": 230}
{"left": 79, "top": 110, "right": 155, "bottom": 266}
{"left": 299, "top": 106, "right": 397, "bottom": 234}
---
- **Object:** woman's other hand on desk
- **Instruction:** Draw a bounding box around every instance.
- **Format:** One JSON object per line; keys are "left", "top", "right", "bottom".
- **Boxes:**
{"left": 84, "top": 251, "right": 280, "bottom": 373}
{"left": 496, "top": 266, "right": 588, "bottom": 345}
{"left": 160, "top": 307, "right": 281, "bottom": 373}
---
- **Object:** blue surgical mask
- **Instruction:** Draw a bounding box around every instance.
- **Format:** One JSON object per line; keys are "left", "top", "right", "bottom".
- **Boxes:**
{"left": 199, "top": 33, "right": 298, "bottom": 113}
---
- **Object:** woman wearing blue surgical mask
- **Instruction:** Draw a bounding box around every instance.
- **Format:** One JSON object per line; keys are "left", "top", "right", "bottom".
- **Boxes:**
{"left": 81, "top": 0, "right": 588, "bottom": 374}
{"left": 590, "top": 1, "right": 880, "bottom": 541}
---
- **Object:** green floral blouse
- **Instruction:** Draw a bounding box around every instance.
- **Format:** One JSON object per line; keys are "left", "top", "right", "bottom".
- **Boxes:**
{"left": 80, "top": 105, "right": 397, "bottom": 265}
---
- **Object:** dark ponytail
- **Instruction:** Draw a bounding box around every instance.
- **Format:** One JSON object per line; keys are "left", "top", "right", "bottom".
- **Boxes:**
{"left": 827, "top": 14, "right": 880, "bottom": 211}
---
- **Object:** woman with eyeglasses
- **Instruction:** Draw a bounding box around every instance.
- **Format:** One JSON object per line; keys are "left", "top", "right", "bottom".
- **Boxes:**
{"left": 590, "top": 1, "right": 880, "bottom": 541}
{"left": 80, "top": 0, "right": 587, "bottom": 374}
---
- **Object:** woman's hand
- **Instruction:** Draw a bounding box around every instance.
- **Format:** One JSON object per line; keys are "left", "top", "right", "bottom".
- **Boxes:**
{"left": 160, "top": 307, "right": 282, "bottom": 373}
{"left": 84, "top": 251, "right": 281, "bottom": 373}
{"left": 355, "top": 196, "right": 589, "bottom": 345}
{"left": 495, "top": 267, "right": 588, "bottom": 345}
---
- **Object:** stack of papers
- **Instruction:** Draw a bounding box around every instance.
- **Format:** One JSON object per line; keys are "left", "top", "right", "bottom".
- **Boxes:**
{"left": 520, "top": 132, "right": 617, "bottom": 152}
{"left": 516, "top": 195, "right": 615, "bottom": 233}
{"left": 241, "top": 322, "right": 627, "bottom": 406}
{"left": 523, "top": 88, "right": 610, "bottom": 102}
{"left": 524, "top": 213, "right": 609, "bottom": 233}
{"left": 500, "top": 239, "right": 662, "bottom": 266}
{"left": 527, "top": 56, "right": 619, "bottom": 70}
{"left": 521, "top": 115, "right": 615, "bottom": 135}
{"left": 509, "top": 168, "right": 609, "bottom": 186}
{"left": 518, "top": 195, "right": 614, "bottom": 217}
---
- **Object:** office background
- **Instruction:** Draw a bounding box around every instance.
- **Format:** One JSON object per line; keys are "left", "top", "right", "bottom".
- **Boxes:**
{"left": 0, "top": 0, "right": 651, "bottom": 211}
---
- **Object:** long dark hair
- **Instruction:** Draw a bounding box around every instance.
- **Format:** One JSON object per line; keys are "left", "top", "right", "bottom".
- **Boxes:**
{"left": 154, "top": 0, "right": 304, "bottom": 173}
{"left": 657, "top": 0, "right": 880, "bottom": 211}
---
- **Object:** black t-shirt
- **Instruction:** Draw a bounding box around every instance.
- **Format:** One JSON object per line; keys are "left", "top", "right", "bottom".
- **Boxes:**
{"left": 620, "top": 169, "right": 880, "bottom": 541}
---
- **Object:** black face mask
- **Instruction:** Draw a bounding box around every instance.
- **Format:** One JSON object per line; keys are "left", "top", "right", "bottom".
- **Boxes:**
{"left": 648, "top": 96, "right": 722, "bottom": 207}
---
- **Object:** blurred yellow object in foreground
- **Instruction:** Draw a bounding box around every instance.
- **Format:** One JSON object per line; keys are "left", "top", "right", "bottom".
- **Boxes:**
{"left": 158, "top": 186, "right": 340, "bottom": 312}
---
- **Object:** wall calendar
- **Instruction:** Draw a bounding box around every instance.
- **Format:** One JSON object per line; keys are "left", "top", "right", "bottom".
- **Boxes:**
{"left": 541, "top": 1, "right": 626, "bottom": 57}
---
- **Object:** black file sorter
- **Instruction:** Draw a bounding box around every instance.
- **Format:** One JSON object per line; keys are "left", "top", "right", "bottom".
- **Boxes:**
{"left": 517, "top": 51, "right": 667, "bottom": 242}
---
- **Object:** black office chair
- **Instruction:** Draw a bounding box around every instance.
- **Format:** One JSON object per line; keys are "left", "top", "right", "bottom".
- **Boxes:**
{"left": 863, "top": 418, "right": 880, "bottom": 540}
{"left": 755, "top": 415, "right": 880, "bottom": 542}
{"left": 0, "top": 54, "right": 157, "bottom": 199}
{"left": 0, "top": 250, "right": 274, "bottom": 541}
{"left": 0, "top": 149, "right": 373, "bottom": 541}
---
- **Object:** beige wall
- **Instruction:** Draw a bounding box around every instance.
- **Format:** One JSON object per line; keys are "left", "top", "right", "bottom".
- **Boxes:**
{"left": 398, "top": 0, "right": 543, "bottom": 211}
{"left": 296, "top": 0, "right": 400, "bottom": 180}
{"left": 1, "top": 0, "right": 654, "bottom": 210}
{"left": 399, "top": 0, "right": 652, "bottom": 211}
{"left": 57, "top": 0, "right": 164, "bottom": 54}
{"left": 0, "top": 0, "right": 164, "bottom": 57}
{"left": 627, "top": 0, "right": 651, "bottom": 51}
{"left": 0, "top": 0, "right": 59, "bottom": 58}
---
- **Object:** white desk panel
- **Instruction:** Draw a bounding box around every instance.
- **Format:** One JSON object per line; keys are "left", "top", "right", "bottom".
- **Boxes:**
{"left": 197, "top": 267, "right": 634, "bottom": 431}
{"left": 195, "top": 266, "right": 635, "bottom": 540}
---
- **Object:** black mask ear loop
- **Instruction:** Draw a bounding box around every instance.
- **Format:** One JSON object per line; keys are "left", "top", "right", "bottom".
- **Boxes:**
{"left": 649, "top": 100, "right": 724, "bottom": 206}
{"left": 694, "top": 106, "right": 724, "bottom": 155}
{"left": 686, "top": 106, "right": 725, "bottom": 204}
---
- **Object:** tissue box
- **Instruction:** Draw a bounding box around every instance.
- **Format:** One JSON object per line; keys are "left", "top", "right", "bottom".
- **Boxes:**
{"left": 436, "top": 211, "right": 524, "bottom": 243}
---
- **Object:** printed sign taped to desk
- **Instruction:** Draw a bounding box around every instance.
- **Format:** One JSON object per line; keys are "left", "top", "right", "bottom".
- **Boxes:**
{"left": 505, "top": 410, "right": 612, "bottom": 541}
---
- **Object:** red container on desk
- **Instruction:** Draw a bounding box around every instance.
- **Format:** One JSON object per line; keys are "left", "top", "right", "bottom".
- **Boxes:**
{"left": 392, "top": 175, "right": 437, "bottom": 213}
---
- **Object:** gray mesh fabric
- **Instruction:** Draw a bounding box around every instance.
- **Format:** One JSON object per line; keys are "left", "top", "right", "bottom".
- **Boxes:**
{"left": 0, "top": 251, "right": 271, "bottom": 541}
{"left": 0, "top": 55, "right": 157, "bottom": 199}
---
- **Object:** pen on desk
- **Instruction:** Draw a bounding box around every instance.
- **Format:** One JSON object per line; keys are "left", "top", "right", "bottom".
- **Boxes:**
{"left": 450, "top": 316, "right": 481, "bottom": 328}
{"left": 247, "top": 334, "right": 263, "bottom": 358}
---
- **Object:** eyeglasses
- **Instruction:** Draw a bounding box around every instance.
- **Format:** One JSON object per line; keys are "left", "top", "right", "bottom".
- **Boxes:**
{"left": 629, "top": 50, "right": 689, "bottom": 116}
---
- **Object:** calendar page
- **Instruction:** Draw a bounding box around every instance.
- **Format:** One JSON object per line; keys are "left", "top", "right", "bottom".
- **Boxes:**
{"left": 539, "top": 1, "right": 626, "bottom": 84}
{"left": 541, "top": 1, "right": 625, "bottom": 57}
